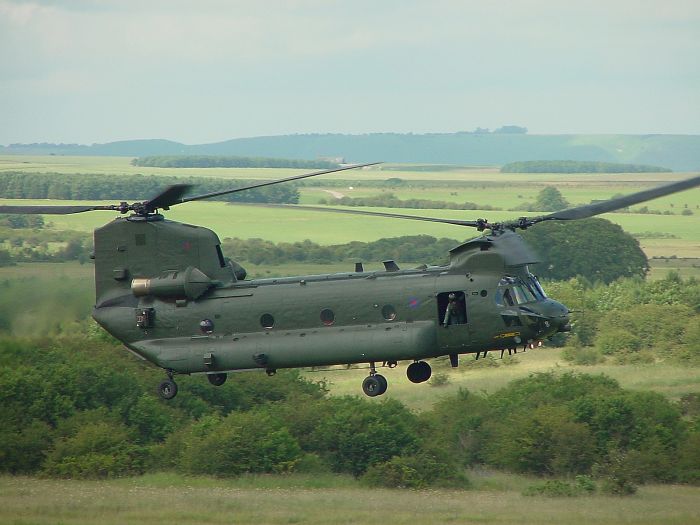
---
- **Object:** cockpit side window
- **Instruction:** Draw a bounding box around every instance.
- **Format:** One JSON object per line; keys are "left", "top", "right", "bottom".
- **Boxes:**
{"left": 495, "top": 275, "right": 540, "bottom": 306}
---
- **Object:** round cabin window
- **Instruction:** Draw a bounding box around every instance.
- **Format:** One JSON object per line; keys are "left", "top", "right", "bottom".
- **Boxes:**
{"left": 320, "top": 308, "right": 335, "bottom": 326}
{"left": 382, "top": 305, "right": 397, "bottom": 321}
{"left": 199, "top": 319, "right": 214, "bottom": 334}
{"left": 260, "top": 313, "right": 275, "bottom": 329}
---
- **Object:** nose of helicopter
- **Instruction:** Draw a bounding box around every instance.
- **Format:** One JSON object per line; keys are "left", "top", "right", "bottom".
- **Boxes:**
{"left": 519, "top": 299, "right": 570, "bottom": 336}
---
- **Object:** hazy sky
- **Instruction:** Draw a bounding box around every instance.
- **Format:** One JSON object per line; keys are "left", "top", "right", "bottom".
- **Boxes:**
{"left": 1, "top": 0, "right": 699, "bottom": 144}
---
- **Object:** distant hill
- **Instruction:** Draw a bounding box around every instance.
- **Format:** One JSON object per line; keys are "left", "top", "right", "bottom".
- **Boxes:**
{"left": 3, "top": 133, "right": 699, "bottom": 171}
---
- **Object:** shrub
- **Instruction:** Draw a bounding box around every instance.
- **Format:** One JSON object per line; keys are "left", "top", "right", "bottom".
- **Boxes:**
{"left": 484, "top": 405, "right": 596, "bottom": 475}
{"left": 674, "top": 432, "right": 700, "bottom": 484}
{"left": 42, "top": 421, "right": 145, "bottom": 478}
{"left": 361, "top": 453, "right": 467, "bottom": 489}
{"left": 523, "top": 476, "right": 597, "bottom": 497}
{"left": 595, "top": 328, "right": 641, "bottom": 355}
{"left": 593, "top": 449, "right": 638, "bottom": 495}
{"left": 175, "top": 411, "right": 302, "bottom": 477}
{"left": 562, "top": 345, "right": 605, "bottom": 365}
{"left": 523, "top": 480, "right": 579, "bottom": 497}
{"left": 0, "top": 420, "right": 53, "bottom": 474}
{"left": 311, "top": 397, "right": 420, "bottom": 476}
{"left": 429, "top": 372, "right": 450, "bottom": 387}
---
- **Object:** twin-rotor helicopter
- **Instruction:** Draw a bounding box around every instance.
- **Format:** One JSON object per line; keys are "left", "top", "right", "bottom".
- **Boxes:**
{"left": 2, "top": 165, "right": 699, "bottom": 399}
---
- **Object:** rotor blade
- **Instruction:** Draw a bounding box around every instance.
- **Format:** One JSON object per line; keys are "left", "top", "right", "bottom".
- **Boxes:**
{"left": 536, "top": 174, "right": 700, "bottom": 222}
{"left": 0, "top": 204, "right": 116, "bottom": 215}
{"left": 178, "top": 162, "right": 381, "bottom": 205}
{"left": 248, "top": 203, "right": 485, "bottom": 228}
{"left": 144, "top": 184, "right": 193, "bottom": 212}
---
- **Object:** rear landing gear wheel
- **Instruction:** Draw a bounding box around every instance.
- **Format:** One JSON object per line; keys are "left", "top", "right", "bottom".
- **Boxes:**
{"left": 362, "top": 375, "right": 387, "bottom": 397}
{"left": 158, "top": 379, "right": 178, "bottom": 400}
{"left": 407, "top": 361, "right": 432, "bottom": 384}
{"left": 207, "top": 373, "right": 227, "bottom": 386}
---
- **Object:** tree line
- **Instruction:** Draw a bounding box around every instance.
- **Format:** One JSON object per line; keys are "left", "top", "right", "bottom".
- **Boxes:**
{"left": 132, "top": 155, "right": 339, "bottom": 169}
{"left": 0, "top": 172, "right": 299, "bottom": 204}
{"left": 316, "top": 192, "right": 500, "bottom": 211}
{"left": 501, "top": 160, "right": 672, "bottom": 173}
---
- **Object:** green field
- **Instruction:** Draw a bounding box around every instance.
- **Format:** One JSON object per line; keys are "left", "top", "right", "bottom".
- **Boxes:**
{"left": 1, "top": 475, "right": 699, "bottom": 525}
{"left": 1, "top": 155, "right": 698, "bottom": 258}
{"left": 2, "top": 198, "right": 696, "bottom": 258}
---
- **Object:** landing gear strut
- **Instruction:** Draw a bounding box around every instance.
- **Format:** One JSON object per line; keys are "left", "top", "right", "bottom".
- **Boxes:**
{"left": 362, "top": 362, "right": 388, "bottom": 397}
{"left": 157, "top": 369, "right": 178, "bottom": 400}
{"left": 407, "top": 361, "right": 432, "bottom": 384}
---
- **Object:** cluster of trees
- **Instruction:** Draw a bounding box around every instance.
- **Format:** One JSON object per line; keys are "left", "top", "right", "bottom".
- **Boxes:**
{"left": 317, "top": 192, "right": 500, "bottom": 211}
{"left": 516, "top": 186, "right": 570, "bottom": 212}
{"left": 0, "top": 335, "right": 697, "bottom": 492}
{"left": 501, "top": 160, "right": 672, "bottom": 173}
{"left": 0, "top": 226, "right": 92, "bottom": 267}
{"left": 132, "top": 155, "right": 339, "bottom": 169}
{"left": 427, "top": 373, "right": 699, "bottom": 494}
{"left": 0, "top": 172, "right": 299, "bottom": 204}
{"left": 0, "top": 215, "right": 45, "bottom": 229}
{"left": 548, "top": 272, "right": 700, "bottom": 366}
{"left": 222, "top": 235, "right": 457, "bottom": 266}
{"left": 521, "top": 218, "right": 648, "bottom": 283}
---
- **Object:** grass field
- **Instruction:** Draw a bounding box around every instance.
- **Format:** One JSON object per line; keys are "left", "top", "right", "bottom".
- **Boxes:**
{"left": 1, "top": 474, "right": 699, "bottom": 525}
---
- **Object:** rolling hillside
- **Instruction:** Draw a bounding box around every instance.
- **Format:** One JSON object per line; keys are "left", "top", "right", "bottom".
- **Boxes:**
{"left": 3, "top": 133, "right": 700, "bottom": 171}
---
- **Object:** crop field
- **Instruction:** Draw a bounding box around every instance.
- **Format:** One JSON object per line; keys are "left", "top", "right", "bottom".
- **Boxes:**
{"left": 1, "top": 474, "right": 699, "bottom": 525}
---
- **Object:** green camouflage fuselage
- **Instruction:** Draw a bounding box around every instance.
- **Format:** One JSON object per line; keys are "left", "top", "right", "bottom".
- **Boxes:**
{"left": 92, "top": 215, "right": 568, "bottom": 375}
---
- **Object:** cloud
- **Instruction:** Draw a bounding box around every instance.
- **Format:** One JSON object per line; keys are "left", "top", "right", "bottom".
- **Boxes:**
{"left": 1, "top": 0, "right": 699, "bottom": 142}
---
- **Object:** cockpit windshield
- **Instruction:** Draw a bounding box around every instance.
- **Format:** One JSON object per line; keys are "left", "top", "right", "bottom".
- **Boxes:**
{"left": 495, "top": 275, "right": 545, "bottom": 306}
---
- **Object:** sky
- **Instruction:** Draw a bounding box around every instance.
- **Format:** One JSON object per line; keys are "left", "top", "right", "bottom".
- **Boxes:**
{"left": 1, "top": 0, "right": 699, "bottom": 144}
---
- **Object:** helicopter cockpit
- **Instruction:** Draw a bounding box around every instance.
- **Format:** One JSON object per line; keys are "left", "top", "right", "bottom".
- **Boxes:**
{"left": 494, "top": 275, "right": 547, "bottom": 307}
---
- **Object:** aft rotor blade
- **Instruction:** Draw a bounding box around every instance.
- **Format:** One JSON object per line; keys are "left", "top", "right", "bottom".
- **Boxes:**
{"left": 143, "top": 184, "right": 193, "bottom": 212}
{"left": 0, "top": 204, "right": 117, "bottom": 215}
{"left": 251, "top": 204, "right": 485, "bottom": 228}
{"left": 536, "top": 174, "right": 700, "bottom": 222}
{"left": 179, "top": 162, "right": 381, "bottom": 205}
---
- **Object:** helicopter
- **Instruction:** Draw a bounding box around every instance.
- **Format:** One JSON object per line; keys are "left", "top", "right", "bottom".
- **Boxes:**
{"left": 2, "top": 165, "right": 699, "bottom": 399}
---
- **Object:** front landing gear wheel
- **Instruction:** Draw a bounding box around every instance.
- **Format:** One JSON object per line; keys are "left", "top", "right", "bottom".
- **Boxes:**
{"left": 158, "top": 379, "right": 178, "bottom": 400}
{"left": 362, "top": 375, "right": 388, "bottom": 397}
{"left": 407, "top": 361, "right": 432, "bottom": 383}
{"left": 207, "top": 373, "right": 227, "bottom": 386}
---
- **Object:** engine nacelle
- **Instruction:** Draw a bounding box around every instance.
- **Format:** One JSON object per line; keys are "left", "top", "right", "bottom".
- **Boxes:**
{"left": 131, "top": 266, "right": 213, "bottom": 300}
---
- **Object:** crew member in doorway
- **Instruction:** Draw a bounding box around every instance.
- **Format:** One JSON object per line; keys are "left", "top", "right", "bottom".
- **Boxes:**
{"left": 443, "top": 292, "right": 467, "bottom": 326}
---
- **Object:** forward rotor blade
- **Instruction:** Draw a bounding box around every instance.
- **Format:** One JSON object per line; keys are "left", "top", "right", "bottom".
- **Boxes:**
{"left": 537, "top": 174, "right": 700, "bottom": 222}
{"left": 144, "top": 184, "right": 193, "bottom": 212}
{"left": 179, "top": 162, "right": 381, "bottom": 205}
{"left": 249, "top": 204, "right": 485, "bottom": 228}
{"left": 0, "top": 204, "right": 116, "bottom": 215}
